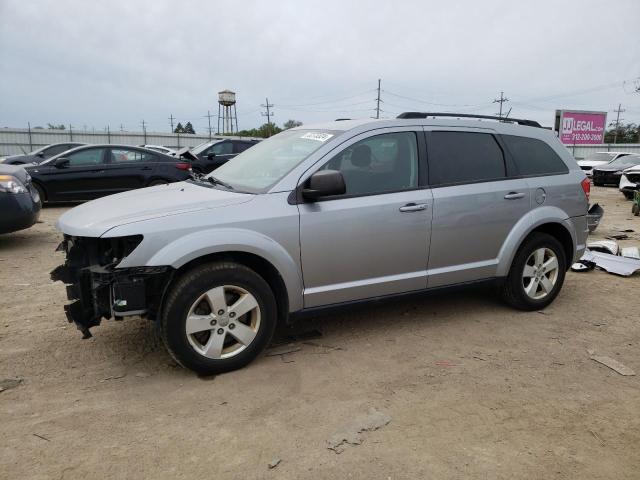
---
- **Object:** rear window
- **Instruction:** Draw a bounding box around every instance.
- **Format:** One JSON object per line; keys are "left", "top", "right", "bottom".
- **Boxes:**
{"left": 429, "top": 131, "right": 506, "bottom": 186}
{"left": 502, "top": 135, "right": 568, "bottom": 176}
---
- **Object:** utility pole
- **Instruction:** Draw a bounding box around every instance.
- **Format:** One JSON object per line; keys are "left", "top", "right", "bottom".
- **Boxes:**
{"left": 375, "top": 78, "right": 381, "bottom": 119}
{"left": 141, "top": 120, "right": 147, "bottom": 144}
{"left": 27, "top": 122, "right": 33, "bottom": 151}
{"left": 261, "top": 98, "right": 274, "bottom": 137}
{"left": 205, "top": 110, "right": 214, "bottom": 140}
{"left": 169, "top": 114, "right": 175, "bottom": 133}
{"left": 493, "top": 91, "right": 509, "bottom": 118}
{"left": 69, "top": 124, "right": 73, "bottom": 141}
{"left": 106, "top": 125, "right": 111, "bottom": 144}
{"left": 120, "top": 124, "right": 124, "bottom": 132}
{"left": 612, "top": 103, "right": 625, "bottom": 144}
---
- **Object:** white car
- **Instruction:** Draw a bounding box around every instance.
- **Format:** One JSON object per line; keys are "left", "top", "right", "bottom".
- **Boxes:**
{"left": 619, "top": 164, "right": 640, "bottom": 200}
{"left": 140, "top": 145, "right": 177, "bottom": 156}
{"left": 577, "top": 152, "right": 632, "bottom": 177}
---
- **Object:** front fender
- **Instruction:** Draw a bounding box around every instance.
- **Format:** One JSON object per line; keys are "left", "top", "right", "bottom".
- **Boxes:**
{"left": 125, "top": 228, "right": 304, "bottom": 312}
{"left": 496, "top": 206, "right": 577, "bottom": 277}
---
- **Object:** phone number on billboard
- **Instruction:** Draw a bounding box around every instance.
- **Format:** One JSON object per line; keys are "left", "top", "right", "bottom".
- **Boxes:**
{"left": 569, "top": 133, "right": 602, "bottom": 141}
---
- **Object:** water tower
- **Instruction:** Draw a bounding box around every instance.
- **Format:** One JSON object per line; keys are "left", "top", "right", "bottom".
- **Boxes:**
{"left": 217, "top": 90, "right": 238, "bottom": 134}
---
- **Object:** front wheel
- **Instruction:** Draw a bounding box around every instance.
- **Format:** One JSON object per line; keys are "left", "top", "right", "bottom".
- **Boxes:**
{"left": 160, "top": 262, "right": 277, "bottom": 375}
{"left": 500, "top": 233, "right": 567, "bottom": 311}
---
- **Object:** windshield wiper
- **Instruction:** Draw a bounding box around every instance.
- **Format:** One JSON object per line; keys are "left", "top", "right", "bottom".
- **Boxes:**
{"left": 206, "top": 176, "right": 235, "bottom": 190}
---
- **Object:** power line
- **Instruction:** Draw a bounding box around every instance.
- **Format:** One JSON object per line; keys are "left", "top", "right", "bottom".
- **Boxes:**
{"left": 279, "top": 90, "right": 376, "bottom": 108}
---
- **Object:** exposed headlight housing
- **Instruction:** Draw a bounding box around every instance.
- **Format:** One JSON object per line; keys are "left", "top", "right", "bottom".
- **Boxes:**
{"left": 0, "top": 174, "right": 27, "bottom": 194}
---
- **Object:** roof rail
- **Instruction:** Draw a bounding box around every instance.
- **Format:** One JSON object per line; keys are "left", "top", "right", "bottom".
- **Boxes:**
{"left": 396, "top": 112, "right": 542, "bottom": 128}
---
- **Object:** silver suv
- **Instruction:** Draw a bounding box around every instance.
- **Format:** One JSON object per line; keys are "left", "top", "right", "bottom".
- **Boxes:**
{"left": 52, "top": 113, "right": 590, "bottom": 375}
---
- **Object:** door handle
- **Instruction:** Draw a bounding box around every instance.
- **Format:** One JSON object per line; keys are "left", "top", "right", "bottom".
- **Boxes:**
{"left": 399, "top": 203, "right": 428, "bottom": 212}
{"left": 504, "top": 192, "right": 525, "bottom": 200}
{"left": 141, "top": 166, "right": 153, "bottom": 171}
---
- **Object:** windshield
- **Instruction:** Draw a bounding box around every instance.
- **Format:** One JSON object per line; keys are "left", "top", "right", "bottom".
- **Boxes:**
{"left": 191, "top": 140, "right": 221, "bottom": 155}
{"left": 584, "top": 152, "right": 615, "bottom": 162}
{"left": 609, "top": 155, "right": 640, "bottom": 168}
{"left": 207, "top": 129, "right": 338, "bottom": 191}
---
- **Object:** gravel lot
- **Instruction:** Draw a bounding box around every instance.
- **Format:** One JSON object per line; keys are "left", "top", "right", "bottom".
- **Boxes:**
{"left": 1, "top": 186, "right": 639, "bottom": 479}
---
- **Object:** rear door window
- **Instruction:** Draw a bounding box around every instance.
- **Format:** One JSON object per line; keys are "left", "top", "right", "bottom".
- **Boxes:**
{"left": 66, "top": 148, "right": 106, "bottom": 166}
{"left": 428, "top": 131, "right": 506, "bottom": 186}
{"left": 502, "top": 135, "right": 568, "bottom": 176}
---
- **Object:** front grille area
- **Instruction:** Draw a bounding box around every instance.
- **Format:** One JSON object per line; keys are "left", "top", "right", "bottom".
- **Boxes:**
{"left": 50, "top": 235, "right": 170, "bottom": 338}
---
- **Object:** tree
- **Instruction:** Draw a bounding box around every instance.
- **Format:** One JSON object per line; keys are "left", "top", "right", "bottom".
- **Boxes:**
{"left": 283, "top": 119, "right": 303, "bottom": 129}
{"left": 604, "top": 123, "right": 639, "bottom": 144}
{"left": 229, "top": 123, "right": 283, "bottom": 138}
{"left": 174, "top": 122, "right": 184, "bottom": 133}
{"left": 184, "top": 122, "right": 195, "bottom": 134}
{"left": 47, "top": 123, "right": 66, "bottom": 130}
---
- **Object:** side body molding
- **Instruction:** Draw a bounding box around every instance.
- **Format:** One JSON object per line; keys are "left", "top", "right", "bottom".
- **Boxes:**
{"left": 143, "top": 228, "right": 304, "bottom": 312}
{"left": 496, "top": 206, "right": 578, "bottom": 277}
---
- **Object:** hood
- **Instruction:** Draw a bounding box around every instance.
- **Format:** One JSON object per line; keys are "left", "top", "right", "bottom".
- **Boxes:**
{"left": 595, "top": 162, "right": 640, "bottom": 172}
{"left": 0, "top": 154, "right": 30, "bottom": 163}
{"left": 57, "top": 181, "right": 254, "bottom": 237}
{"left": 0, "top": 163, "right": 29, "bottom": 183}
{"left": 577, "top": 159, "right": 609, "bottom": 168}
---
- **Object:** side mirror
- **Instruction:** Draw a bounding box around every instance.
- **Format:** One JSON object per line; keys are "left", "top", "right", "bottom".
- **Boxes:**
{"left": 54, "top": 157, "right": 70, "bottom": 168}
{"left": 302, "top": 170, "right": 346, "bottom": 200}
{"left": 207, "top": 152, "right": 216, "bottom": 159}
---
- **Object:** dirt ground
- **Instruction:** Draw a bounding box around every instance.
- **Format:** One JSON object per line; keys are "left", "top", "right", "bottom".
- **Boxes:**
{"left": 1, "top": 186, "right": 639, "bottom": 479}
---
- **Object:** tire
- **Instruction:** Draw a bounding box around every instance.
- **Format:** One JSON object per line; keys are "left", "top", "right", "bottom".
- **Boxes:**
{"left": 148, "top": 179, "right": 168, "bottom": 187}
{"left": 623, "top": 191, "right": 634, "bottom": 200}
{"left": 500, "top": 233, "right": 567, "bottom": 311}
{"left": 160, "top": 262, "right": 278, "bottom": 375}
{"left": 33, "top": 183, "right": 46, "bottom": 205}
{"left": 632, "top": 203, "right": 640, "bottom": 216}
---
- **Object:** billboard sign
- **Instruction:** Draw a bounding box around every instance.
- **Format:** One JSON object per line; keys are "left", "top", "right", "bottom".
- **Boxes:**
{"left": 554, "top": 110, "right": 607, "bottom": 145}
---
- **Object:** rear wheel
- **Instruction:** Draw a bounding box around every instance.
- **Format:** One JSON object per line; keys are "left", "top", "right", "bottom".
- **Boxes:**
{"left": 623, "top": 191, "right": 634, "bottom": 200}
{"left": 500, "top": 233, "right": 566, "bottom": 311}
{"left": 161, "top": 262, "right": 277, "bottom": 375}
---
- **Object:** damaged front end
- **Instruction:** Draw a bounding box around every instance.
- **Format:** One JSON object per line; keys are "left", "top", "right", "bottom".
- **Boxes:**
{"left": 51, "top": 235, "right": 172, "bottom": 338}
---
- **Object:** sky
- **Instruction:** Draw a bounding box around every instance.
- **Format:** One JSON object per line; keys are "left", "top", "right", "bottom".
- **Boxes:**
{"left": 1, "top": 0, "right": 639, "bottom": 134}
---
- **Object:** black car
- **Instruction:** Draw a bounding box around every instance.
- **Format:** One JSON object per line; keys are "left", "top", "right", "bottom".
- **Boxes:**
{"left": 26, "top": 144, "right": 193, "bottom": 203}
{"left": 0, "top": 142, "right": 86, "bottom": 165}
{"left": 189, "top": 138, "right": 259, "bottom": 174}
{"left": 592, "top": 154, "right": 640, "bottom": 186}
{"left": 0, "top": 164, "right": 41, "bottom": 234}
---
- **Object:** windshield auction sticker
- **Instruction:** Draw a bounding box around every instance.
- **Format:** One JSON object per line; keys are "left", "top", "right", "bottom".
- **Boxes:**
{"left": 301, "top": 132, "right": 334, "bottom": 142}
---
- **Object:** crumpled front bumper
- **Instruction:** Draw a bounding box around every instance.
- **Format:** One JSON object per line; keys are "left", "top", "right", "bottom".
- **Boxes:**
{"left": 51, "top": 236, "right": 172, "bottom": 338}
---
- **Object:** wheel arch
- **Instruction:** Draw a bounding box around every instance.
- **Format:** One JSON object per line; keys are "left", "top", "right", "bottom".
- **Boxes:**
{"left": 31, "top": 179, "right": 47, "bottom": 202}
{"left": 497, "top": 207, "right": 577, "bottom": 276}
{"left": 170, "top": 251, "right": 290, "bottom": 325}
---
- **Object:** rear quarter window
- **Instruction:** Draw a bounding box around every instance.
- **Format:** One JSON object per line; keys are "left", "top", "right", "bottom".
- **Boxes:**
{"left": 429, "top": 131, "right": 506, "bottom": 186}
{"left": 502, "top": 135, "right": 569, "bottom": 176}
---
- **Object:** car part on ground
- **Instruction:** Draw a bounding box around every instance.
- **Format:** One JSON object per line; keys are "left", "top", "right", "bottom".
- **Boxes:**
{"left": 50, "top": 114, "right": 589, "bottom": 374}
{"left": 0, "top": 164, "right": 41, "bottom": 234}
{"left": 577, "top": 249, "right": 640, "bottom": 277}
{"left": 586, "top": 239, "right": 619, "bottom": 255}
{"left": 27, "top": 144, "right": 192, "bottom": 203}
{"left": 586, "top": 203, "right": 604, "bottom": 233}
{"left": 620, "top": 246, "right": 640, "bottom": 259}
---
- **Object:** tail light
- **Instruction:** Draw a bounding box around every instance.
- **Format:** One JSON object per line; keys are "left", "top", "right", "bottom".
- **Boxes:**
{"left": 581, "top": 177, "right": 590, "bottom": 200}
{"left": 175, "top": 162, "right": 191, "bottom": 171}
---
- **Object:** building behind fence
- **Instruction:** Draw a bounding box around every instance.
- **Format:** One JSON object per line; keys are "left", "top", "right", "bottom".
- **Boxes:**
{"left": 0, "top": 128, "right": 259, "bottom": 156}
{"left": 1, "top": 126, "right": 639, "bottom": 158}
